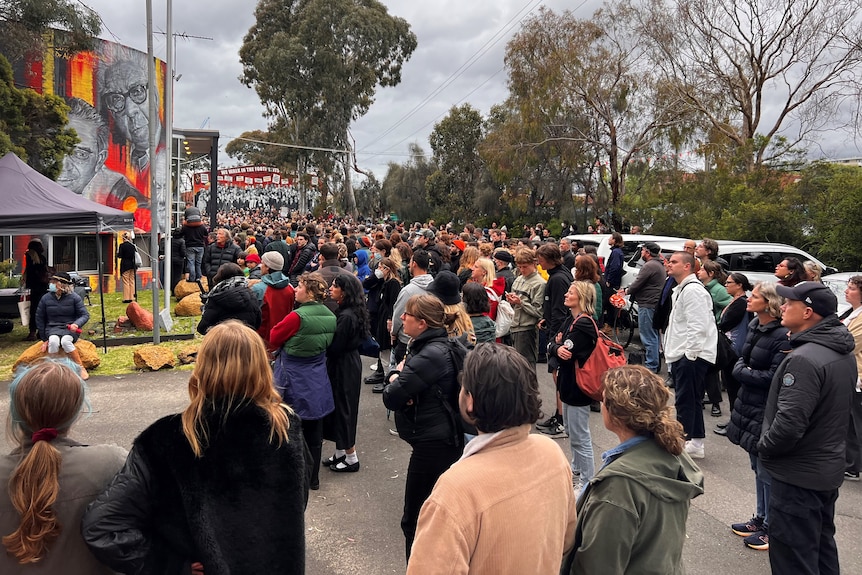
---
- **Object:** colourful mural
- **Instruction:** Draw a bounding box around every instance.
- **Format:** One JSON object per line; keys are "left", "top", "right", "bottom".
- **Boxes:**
{"left": 8, "top": 32, "right": 168, "bottom": 234}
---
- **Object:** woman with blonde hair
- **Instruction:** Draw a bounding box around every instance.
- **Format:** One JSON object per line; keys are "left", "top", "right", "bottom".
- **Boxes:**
{"left": 567, "top": 365, "right": 704, "bottom": 574}
{"left": 1, "top": 360, "right": 126, "bottom": 573}
{"left": 471, "top": 257, "right": 506, "bottom": 320}
{"left": 82, "top": 321, "right": 309, "bottom": 574}
{"left": 457, "top": 246, "right": 480, "bottom": 287}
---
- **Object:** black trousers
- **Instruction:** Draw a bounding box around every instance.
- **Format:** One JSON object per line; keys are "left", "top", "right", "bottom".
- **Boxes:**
{"left": 846, "top": 389, "right": 862, "bottom": 473}
{"left": 672, "top": 357, "right": 708, "bottom": 439}
{"left": 302, "top": 418, "right": 323, "bottom": 488}
{"left": 768, "top": 477, "right": 839, "bottom": 575}
{"left": 401, "top": 441, "right": 462, "bottom": 561}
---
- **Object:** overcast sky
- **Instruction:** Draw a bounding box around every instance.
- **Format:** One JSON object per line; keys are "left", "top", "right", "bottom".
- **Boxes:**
{"left": 84, "top": 0, "right": 860, "bottom": 181}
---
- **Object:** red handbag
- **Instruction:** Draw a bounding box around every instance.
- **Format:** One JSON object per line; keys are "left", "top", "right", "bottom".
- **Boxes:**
{"left": 574, "top": 314, "right": 627, "bottom": 401}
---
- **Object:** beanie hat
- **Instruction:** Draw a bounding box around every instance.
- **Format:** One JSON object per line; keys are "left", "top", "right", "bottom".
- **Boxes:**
{"left": 261, "top": 251, "right": 284, "bottom": 271}
{"left": 245, "top": 253, "right": 261, "bottom": 265}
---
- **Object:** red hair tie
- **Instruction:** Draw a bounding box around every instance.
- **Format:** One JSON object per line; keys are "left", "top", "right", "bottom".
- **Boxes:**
{"left": 31, "top": 428, "right": 58, "bottom": 443}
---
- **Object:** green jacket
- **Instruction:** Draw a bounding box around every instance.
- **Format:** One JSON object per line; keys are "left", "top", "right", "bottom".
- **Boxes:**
{"left": 283, "top": 302, "right": 335, "bottom": 357}
{"left": 568, "top": 439, "right": 704, "bottom": 574}
{"left": 704, "top": 279, "right": 732, "bottom": 322}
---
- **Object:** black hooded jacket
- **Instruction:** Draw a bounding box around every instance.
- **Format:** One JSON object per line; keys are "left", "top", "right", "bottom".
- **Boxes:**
{"left": 758, "top": 315, "right": 857, "bottom": 490}
{"left": 197, "top": 276, "right": 261, "bottom": 334}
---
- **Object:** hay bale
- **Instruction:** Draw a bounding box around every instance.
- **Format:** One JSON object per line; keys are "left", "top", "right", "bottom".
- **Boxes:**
{"left": 133, "top": 345, "right": 176, "bottom": 371}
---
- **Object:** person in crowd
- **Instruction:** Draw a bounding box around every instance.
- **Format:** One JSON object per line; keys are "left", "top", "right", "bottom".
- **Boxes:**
{"left": 714, "top": 273, "right": 753, "bottom": 436}
{"left": 695, "top": 237, "right": 728, "bottom": 269}
{"left": 758, "top": 281, "right": 855, "bottom": 573}
{"left": 196, "top": 263, "right": 261, "bottom": 335}
{"left": 323, "top": 274, "right": 369, "bottom": 474}
{"left": 463, "top": 282, "right": 496, "bottom": 344}
{"left": 456, "top": 246, "right": 480, "bottom": 288}
{"left": 22, "top": 238, "right": 49, "bottom": 341}
{"left": 270, "top": 272, "right": 336, "bottom": 490}
{"left": 354, "top": 249, "right": 372, "bottom": 284}
{"left": 471, "top": 257, "right": 505, "bottom": 321}
{"left": 841, "top": 275, "right": 862, "bottom": 483}
{"left": 1, "top": 360, "right": 126, "bottom": 573}
{"left": 536, "top": 243, "right": 574, "bottom": 437}
{"left": 664, "top": 251, "right": 718, "bottom": 459}
{"left": 364, "top": 256, "right": 402, "bottom": 387}
{"left": 407, "top": 344, "right": 577, "bottom": 574}
{"left": 286, "top": 232, "right": 317, "bottom": 284}
{"left": 547, "top": 281, "right": 599, "bottom": 494}
{"left": 202, "top": 228, "right": 242, "bottom": 288}
{"left": 35, "top": 272, "right": 90, "bottom": 380}
{"left": 603, "top": 232, "right": 625, "bottom": 328}
{"left": 178, "top": 207, "right": 208, "bottom": 286}
{"left": 254, "top": 252, "right": 294, "bottom": 351}
{"left": 82, "top": 321, "right": 309, "bottom": 574}
{"left": 117, "top": 231, "right": 137, "bottom": 303}
{"left": 382, "top": 294, "right": 464, "bottom": 561}
{"left": 574, "top": 254, "right": 603, "bottom": 323}
{"left": 726, "top": 282, "right": 791, "bottom": 551}
{"left": 387, "top": 250, "right": 435, "bottom": 389}
{"left": 624, "top": 242, "right": 666, "bottom": 373}
{"left": 315, "top": 242, "right": 354, "bottom": 311}
{"left": 428, "top": 270, "right": 475, "bottom": 344}
{"left": 507, "top": 248, "right": 547, "bottom": 365}
{"left": 24, "top": 238, "right": 50, "bottom": 341}
{"left": 697, "top": 259, "right": 732, "bottom": 418}
{"left": 395, "top": 242, "right": 414, "bottom": 285}
{"left": 493, "top": 249, "right": 515, "bottom": 293}
{"left": 774, "top": 257, "right": 806, "bottom": 287}
{"left": 162, "top": 227, "right": 186, "bottom": 295}
{"left": 559, "top": 237, "right": 576, "bottom": 271}
{"left": 566, "top": 365, "right": 704, "bottom": 573}
{"left": 245, "top": 253, "right": 262, "bottom": 280}
{"left": 803, "top": 260, "right": 823, "bottom": 283}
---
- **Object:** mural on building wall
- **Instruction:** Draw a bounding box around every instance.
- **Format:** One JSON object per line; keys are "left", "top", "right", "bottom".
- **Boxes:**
{"left": 7, "top": 32, "right": 167, "bottom": 234}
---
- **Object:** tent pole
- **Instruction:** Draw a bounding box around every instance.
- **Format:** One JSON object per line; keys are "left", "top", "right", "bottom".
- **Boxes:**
{"left": 97, "top": 228, "right": 107, "bottom": 353}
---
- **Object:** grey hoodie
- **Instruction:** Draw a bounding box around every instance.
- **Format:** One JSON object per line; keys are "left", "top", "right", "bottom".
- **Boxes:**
{"left": 758, "top": 315, "right": 857, "bottom": 490}
{"left": 391, "top": 273, "right": 434, "bottom": 344}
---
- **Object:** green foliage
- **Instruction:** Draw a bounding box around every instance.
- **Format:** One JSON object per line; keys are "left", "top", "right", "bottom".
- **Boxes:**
{"left": 0, "top": 54, "right": 76, "bottom": 178}
{"left": 0, "top": 1, "right": 101, "bottom": 61}
{"left": 381, "top": 143, "right": 433, "bottom": 223}
{"left": 801, "top": 163, "right": 862, "bottom": 270}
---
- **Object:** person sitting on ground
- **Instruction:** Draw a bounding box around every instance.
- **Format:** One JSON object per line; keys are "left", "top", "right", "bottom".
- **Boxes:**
{"left": 0, "top": 360, "right": 127, "bottom": 574}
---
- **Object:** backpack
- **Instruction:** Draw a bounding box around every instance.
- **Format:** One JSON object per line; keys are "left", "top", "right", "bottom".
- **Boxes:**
{"left": 574, "top": 314, "right": 627, "bottom": 401}
{"left": 134, "top": 248, "right": 143, "bottom": 268}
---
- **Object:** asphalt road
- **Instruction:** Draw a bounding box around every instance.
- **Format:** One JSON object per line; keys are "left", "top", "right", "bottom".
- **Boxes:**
{"left": 1, "top": 355, "right": 860, "bottom": 574}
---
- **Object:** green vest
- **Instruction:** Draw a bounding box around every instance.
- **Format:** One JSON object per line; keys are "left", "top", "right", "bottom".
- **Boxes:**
{"left": 283, "top": 302, "right": 336, "bottom": 357}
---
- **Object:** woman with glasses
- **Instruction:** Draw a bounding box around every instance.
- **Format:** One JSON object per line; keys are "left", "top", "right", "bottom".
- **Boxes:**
{"left": 715, "top": 273, "right": 754, "bottom": 435}
{"left": 774, "top": 257, "right": 806, "bottom": 287}
{"left": 382, "top": 294, "right": 464, "bottom": 561}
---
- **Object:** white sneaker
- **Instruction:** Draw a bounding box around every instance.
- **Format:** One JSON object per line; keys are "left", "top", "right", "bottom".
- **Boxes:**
{"left": 572, "top": 473, "right": 583, "bottom": 495}
{"left": 369, "top": 361, "right": 379, "bottom": 371}
{"left": 684, "top": 440, "right": 704, "bottom": 459}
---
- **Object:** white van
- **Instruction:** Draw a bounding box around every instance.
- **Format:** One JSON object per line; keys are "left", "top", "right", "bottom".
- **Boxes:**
{"left": 564, "top": 234, "right": 688, "bottom": 288}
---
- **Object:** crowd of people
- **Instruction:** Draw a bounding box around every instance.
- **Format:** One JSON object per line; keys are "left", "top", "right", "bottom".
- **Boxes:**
{"left": 3, "top": 209, "right": 860, "bottom": 574}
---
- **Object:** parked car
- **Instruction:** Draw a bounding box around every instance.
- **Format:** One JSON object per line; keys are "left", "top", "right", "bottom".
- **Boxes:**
{"left": 822, "top": 271, "right": 861, "bottom": 317}
{"left": 570, "top": 234, "right": 839, "bottom": 289}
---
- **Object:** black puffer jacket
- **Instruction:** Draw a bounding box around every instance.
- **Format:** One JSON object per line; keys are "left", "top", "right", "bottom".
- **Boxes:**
{"left": 36, "top": 291, "right": 89, "bottom": 341}
{"left": 727, "top": 318, "right": 790, "bottom": 453}
{"left": 383, "top": 327, "right": 460, "bottom": 446}
{"left": 758, "top": 315, "right": 857, "bottom": 491}
{"left": 197, "top": 276, "right": 261, "bottom": 334}
{"left": 548, "top": 314, "right": 598, "bottom": 406}
{"left": 202, "top": 242, "right": 241, "bottom": 284}
{"left": 82, "top": 402, "right": 309, "bottom": 575}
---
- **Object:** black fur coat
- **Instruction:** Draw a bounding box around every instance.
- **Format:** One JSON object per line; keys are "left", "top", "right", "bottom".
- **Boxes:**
{"left": 82, "top": 401, "right": 309, "bottom": 575}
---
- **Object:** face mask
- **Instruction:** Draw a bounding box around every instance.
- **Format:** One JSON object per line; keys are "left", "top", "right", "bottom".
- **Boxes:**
{"left": 373, "top": 252, "right": 382, "bottom": 262}
{"left": 48, "top": 283, "right": 57, "bottom": 293}
{"left": 374, "top": 268, "right": 384, "bottom": 279}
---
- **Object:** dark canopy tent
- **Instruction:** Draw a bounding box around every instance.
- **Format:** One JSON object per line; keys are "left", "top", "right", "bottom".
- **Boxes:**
{"left": 0, "top": 152, "right": 135, "bottom": 350}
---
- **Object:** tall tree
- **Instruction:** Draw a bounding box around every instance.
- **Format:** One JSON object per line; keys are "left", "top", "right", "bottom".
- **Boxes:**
{"left": 239, "top": 0, "right": 416, "bottom": 216}
{"left": 507, "top": 5, "right": 687, "bottom": 224}
{"left": 640, "top": 0, "right": 862, "bottom": 170}
{"left": 381, "top": 143, "right": 433, "bottom": 223}
{"left": 0, "top": 0, "right": 101, "bottom": 60}
{"left": 426, "top": 104, "right": 485, "bottom": 221}
{"left": 0, "top": 54, "right": 76, "bottom": 178}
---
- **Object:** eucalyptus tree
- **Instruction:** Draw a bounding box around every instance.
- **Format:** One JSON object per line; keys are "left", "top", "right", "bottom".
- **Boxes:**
{"left": 239, "top": 0, "right": 416, "bottom": 216}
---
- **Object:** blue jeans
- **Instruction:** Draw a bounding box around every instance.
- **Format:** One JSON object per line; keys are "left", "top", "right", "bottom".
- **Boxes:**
{"left": 637, "top": 306, "right": 660, "bottom": 372}
{"left": 561, "top": 403, "right": 595, "bottom": 482}
{"left": 749, "top": 451, "right": 771, "bottom": 524}
{"left": 186, "top": 246, "right": 204, "bottom": 282}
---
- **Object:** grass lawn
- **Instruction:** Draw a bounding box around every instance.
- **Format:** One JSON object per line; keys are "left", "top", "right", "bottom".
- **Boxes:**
{"left": 0, "top": 291, "right": 201, "bottom": 381}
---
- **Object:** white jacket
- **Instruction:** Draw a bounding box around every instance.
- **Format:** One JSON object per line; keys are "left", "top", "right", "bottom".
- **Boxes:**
{"left": 663, "top": 274, "right": 718, "bottom": 364}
